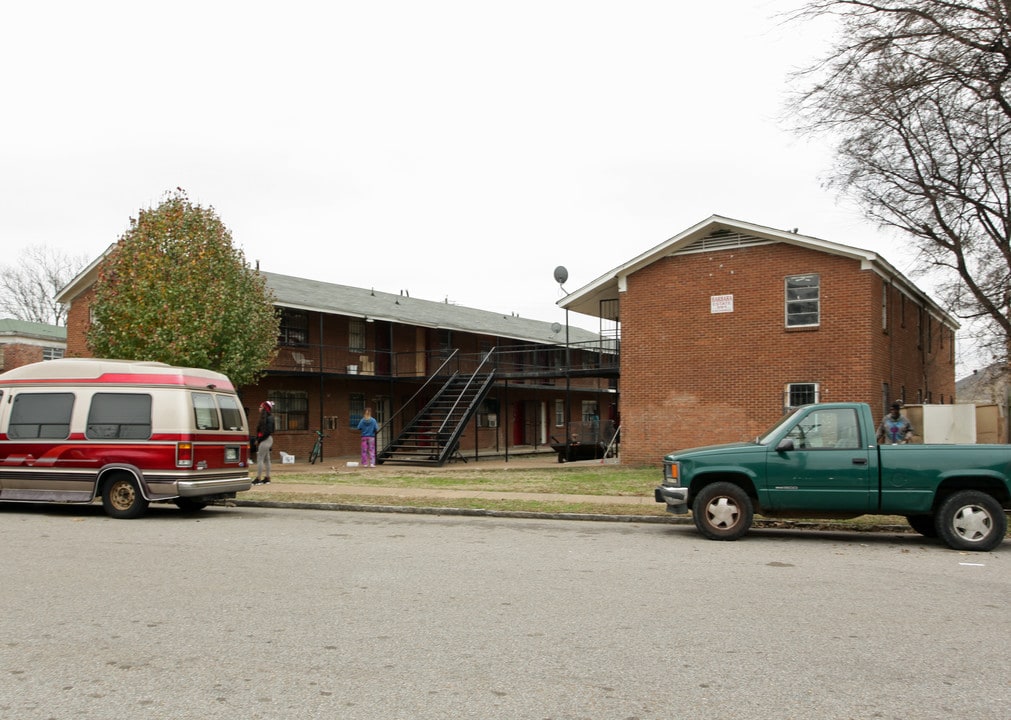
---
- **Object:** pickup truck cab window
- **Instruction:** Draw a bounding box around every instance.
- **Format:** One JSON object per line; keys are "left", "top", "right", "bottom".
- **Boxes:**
{"left": 782, "top": 408, "right": 860, "bottom": 449}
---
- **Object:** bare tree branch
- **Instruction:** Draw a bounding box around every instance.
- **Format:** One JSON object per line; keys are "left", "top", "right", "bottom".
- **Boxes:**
{"left": 788, "top": 0, "right": 1011, "bottom": 364}
{"left": 0, "top": 246, "right": 89, "bottom": 326}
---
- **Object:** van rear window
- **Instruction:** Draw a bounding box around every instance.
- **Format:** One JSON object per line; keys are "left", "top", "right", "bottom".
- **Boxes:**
{"left": 217, "top": 395, "right": 244, "bottom": 431}
{"left": 9, "top": 393, "right": 74, "bottom": 439}
{"left": 86, "top": 393, "right": 153, "bottom": 440}
{"left": 192, "top": 393, "right": 219, "bottom": 430}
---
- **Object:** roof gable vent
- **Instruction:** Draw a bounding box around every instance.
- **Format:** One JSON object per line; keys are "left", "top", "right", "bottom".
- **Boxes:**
{"left": 677, "top": 229, "right": 770, "bottom": 255}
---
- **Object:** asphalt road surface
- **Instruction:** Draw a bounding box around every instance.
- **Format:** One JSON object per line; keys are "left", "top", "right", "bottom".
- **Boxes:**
{"left": 0, "top": 503, "right": 1007, "bottom": 720}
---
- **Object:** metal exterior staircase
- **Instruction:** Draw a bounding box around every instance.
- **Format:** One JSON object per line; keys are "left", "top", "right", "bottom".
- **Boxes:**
{"left": 378, "top": 352, "right": 497, "bottom": 467}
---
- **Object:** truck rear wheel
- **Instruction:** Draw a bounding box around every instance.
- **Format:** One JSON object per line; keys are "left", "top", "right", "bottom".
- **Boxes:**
{"left": 692, "top": 482, "right": 754, "bottom": 541}
{"left": 936, "top": 490, "right": 1006, "bottom": 552}
{"left": 102, "top": 476, "right": 149, "bottom": 519}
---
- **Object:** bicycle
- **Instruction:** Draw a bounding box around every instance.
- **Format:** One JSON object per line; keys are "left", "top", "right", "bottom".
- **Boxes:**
{"left": 308, "top": 429, "right": 328, "bottom": 464}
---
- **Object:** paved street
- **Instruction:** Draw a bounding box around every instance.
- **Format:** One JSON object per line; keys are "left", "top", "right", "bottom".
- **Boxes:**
{"left": 0, "top": 503, "right": 1008, "bottom": 719}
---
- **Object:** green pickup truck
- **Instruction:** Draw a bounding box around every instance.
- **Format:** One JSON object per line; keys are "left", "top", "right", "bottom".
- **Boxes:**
{"left": 654, "top": 402, "right": 1010, "bottom": 551}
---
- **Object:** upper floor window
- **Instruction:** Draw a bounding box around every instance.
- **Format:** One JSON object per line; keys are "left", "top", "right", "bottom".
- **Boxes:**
{"left": 349, "top": 318, "right": 365, "bottom": 353}
{"left": 785, "top": 274, "right": 820, "bottom": 327}
{"left": 881, "top": 281, "right": 889, "bottom": 332}
{"left": 42, "top": 346, "right": 65, "bottom": 360}
{"left": 278, "top": 309, "right": 308, "bottom": 346}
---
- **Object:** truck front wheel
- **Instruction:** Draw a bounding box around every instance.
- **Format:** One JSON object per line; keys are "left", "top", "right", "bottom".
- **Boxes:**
{"left": 692, "top": 482, "right": 754, "bottom": 541}
{"left": 936, "top": 490, "right": 1007, "bottom": 552}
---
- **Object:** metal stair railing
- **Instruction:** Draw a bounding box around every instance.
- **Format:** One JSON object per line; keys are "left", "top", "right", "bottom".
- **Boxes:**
{"left": 380, "top": 348, "right": 497, "bottom": 465}
{"left": 376, "top": 349, "right": 458, "bottom": 450}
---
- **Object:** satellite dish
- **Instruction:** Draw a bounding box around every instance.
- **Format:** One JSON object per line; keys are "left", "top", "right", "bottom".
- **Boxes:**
{"left": 551, "top": 322, "right": 562, "bottom": 334}
{"left": 553, "top": 266, "right": 568, "bottom": 285}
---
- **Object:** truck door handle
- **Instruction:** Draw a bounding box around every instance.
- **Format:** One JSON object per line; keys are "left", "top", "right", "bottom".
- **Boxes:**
{"left": 852, "top": 457, "right": 867, "bottom": 465}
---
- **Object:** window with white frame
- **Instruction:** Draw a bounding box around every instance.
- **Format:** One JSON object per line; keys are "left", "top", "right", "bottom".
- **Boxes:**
{"left": 785, "top": 382, "right": 819, "bottom": 411}
{"left": 42, "top": 346, "right": 64, "bottom": 360}
{"left": 554, "top": 399, "right": 565, "bottom": 427}
{"left": 785, "top": 274, "right": 820, "bottom": 327}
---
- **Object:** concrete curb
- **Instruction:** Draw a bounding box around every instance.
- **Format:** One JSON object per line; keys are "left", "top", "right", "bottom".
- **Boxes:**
{"left": 234, "top": 499, "right": 914, "bottom": 533}
{"left": 236, "top": 499, "right": 679, "bottom": 524}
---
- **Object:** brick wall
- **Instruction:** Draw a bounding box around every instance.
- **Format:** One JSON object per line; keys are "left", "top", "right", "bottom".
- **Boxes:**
{"left": 618, "top": 243, "right": 955, "bottom": 465}
{"left": 63, "top": 285, "right": 95, "bottom": 357}
{"left": 0, "top": 343, "right": 45, "bottom": 372}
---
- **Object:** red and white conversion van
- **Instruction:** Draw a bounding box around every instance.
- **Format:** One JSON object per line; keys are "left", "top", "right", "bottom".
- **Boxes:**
{"left": 0, "top": 358, "right": 252, "bottom": 518}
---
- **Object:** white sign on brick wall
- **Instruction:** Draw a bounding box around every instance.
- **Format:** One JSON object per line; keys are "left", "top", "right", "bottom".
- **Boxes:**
{"left": 710, "top": 294, "right": 734, "bottom": 314}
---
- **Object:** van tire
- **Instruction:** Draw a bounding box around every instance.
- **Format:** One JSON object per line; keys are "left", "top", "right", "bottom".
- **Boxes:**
{"left": 936, "top": 490, "right": 1006, "bottom": 552}
{"left": 102, "top": 476, "right": 149, "bottom": 519}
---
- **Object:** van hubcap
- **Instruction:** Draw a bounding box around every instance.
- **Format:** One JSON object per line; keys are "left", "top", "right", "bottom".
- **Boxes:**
{"left": 109, "top": 481, "right": 137, "bottom": 511}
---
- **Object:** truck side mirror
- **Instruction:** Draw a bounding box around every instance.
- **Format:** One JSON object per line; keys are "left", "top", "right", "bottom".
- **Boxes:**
{"left": 776, "top": 438, "right": 795, "bottom": 452}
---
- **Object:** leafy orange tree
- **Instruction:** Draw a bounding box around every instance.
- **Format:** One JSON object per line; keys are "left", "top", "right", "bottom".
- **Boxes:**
{"left": 88, "top": 189, "right": 279, "bottom": 387}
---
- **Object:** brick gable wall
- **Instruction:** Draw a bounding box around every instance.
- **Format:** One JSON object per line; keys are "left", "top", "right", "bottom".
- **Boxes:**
{"left": 618, "top": 242, "right": 955, "bottom": 465}
{"left": 63, "top": 286, "right": 95, "bottom": 357}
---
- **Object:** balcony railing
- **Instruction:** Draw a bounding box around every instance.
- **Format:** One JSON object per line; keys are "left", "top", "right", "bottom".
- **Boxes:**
{"left": 269, "top": 339, "right": 619, "bottom": 378}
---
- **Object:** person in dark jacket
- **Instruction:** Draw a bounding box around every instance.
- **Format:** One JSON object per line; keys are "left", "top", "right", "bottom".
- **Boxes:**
{"left": 253, "top": 401, "right": 275, "bottom": 484}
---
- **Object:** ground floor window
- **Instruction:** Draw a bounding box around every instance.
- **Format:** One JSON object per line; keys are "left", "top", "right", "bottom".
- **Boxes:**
{"left": 349, "top": 393, "right": 365, "bottom": 428}
{"left": 784, "top": 382, "right": 819, "bottom": 411}
{"left": 477, "top": 398, "right": 499, "bottom": 428}
{"left": 554, "top": 399, "right": 564, "bottom": 427}
{"left": 268, "top": 390, "right": 309, "bottom": 431}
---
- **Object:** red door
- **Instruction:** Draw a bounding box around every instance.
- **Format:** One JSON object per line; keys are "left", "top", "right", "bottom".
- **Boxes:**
{"left": 512, "top": 401, "right": 525, "bottom": 446}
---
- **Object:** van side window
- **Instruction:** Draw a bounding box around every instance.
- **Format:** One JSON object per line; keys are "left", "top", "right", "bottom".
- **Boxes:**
{"left": 86, "top": 393, "right": 152, "bottom": 440}
{"left": 217, "top": 395, "right": 244, "bottom": 431}
{"left": 9, "top": 393, "right": 74, "bottom": 439}
{"left": 192, "top": 393, "right": 220, "bottom": 430}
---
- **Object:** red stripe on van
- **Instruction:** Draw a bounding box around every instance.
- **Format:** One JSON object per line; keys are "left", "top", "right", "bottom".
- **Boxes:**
{"left": 2, "top": 372, "right": 235, "bottom": 391}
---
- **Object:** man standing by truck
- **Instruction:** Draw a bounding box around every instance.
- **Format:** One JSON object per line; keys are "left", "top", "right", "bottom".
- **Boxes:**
{"left": 876, "top": 401, "right": 914, "bottom": 444}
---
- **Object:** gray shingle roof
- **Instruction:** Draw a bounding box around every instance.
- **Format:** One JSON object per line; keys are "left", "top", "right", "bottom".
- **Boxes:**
{"left": 0, "top": 319, "right": 67, "bottom": 342}
{"left": 263, "top": 272, "right": 599, "bottom": 346}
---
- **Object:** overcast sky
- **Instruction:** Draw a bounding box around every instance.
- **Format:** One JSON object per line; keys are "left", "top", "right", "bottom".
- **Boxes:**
{"left": 1, "top": 1, "right": 980, "bottom": 371}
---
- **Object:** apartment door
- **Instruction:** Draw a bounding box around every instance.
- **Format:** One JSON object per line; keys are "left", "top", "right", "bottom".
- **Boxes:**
{"left": 374, "top": 396, "right": 392, "bottom": 450}
{"left": 512, "top": 401, "right": 525, "bottom": 446}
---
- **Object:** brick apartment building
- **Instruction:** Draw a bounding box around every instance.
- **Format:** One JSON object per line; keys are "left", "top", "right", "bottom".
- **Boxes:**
{"left": 0, "top": 319, "right": 66, "bottom": 372}
{"left": 561, "top": 215, "right": 958, "bottom": 465}
{"left": 57, "top": 257, "right": 616, "bottom": 463}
